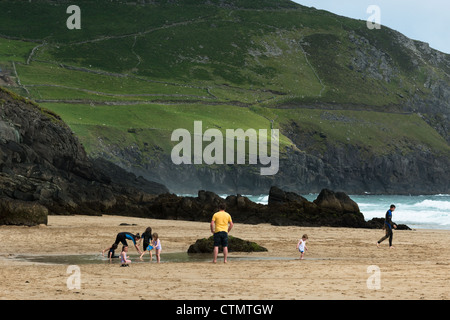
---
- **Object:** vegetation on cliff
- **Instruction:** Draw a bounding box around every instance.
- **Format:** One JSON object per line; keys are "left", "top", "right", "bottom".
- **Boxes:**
{"left": 0, "top": 0, "right": 448, "bottom": 194}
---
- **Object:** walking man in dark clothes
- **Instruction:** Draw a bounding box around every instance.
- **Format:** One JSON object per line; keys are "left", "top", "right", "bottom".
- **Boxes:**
{"left": 377, "top": 204, "right": 398, "bottom": 248}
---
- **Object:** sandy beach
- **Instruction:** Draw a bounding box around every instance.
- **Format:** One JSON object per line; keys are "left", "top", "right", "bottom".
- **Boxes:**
{"left": 0, "top": 214, "right": 448, "bottom": 300}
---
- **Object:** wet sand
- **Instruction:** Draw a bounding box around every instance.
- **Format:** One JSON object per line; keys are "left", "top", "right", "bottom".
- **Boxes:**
{"left": 0, "top": 215, "right": 448, "bottom": 300}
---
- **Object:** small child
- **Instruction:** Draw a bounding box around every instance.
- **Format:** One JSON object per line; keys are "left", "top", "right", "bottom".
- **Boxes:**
{"left": 120, "top": 245, "right": 131, "bottom": 267}
{"left": 140, "top": 227, "right": 153, "bottom": 254}
{"left": 152, "top": 233, "right": 162, "bottom": 263}
{"left": 102, "top": 243, "right": 118, "bottom": 263}
{"left": 296, "top": 234, "right": 308, "bottom": 260}
{"left": 139, "top": 238, "right": 154, "bottom": 261}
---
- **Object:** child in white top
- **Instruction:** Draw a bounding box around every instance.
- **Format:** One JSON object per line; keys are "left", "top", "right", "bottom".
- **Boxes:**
{"left": 152, "top": 233, "right": 162, "bottom": 263}
{"left": 120, "top": 245, "right": 131, "bottom": 267}
{"left": 296, "top": 234, "right": 308, "bottom": 260}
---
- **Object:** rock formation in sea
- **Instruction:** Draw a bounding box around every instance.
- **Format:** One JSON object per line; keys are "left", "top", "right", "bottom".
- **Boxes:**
{"left": 144, "top": 186, "right": 401, "bottom": 229}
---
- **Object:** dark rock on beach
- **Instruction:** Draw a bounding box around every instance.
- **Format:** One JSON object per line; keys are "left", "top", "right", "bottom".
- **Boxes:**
{"left": 0, "top": 196, "right": 48, "bottom": 226}
{"left": 143, "top": 186, "right": 387, "bottom": 229}
{"left": 365, "top": 217, "right": 411, "bottom": 230}
{"left": 313, "top": 188, "right": 360, "bottom": 214}
{"left": 187, "top": 236, "right": 268, "bottom": 254}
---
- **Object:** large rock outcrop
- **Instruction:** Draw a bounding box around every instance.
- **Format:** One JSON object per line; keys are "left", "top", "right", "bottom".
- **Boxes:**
{"left": 142, "top": 186, "right": 381, "bottom": 228}
{"left": 0, "top": 87, "right": 168, "bottom": 225}
{"left": 0, "top": 196, "right": 48, "bottom": 226}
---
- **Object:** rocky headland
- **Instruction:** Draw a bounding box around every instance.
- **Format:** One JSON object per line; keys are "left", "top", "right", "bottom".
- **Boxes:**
{"left": 0, "top": 87, "right": 408, "bottom": 229}
{"left": 0, "top": 87, "right": 167, "bottom": 225}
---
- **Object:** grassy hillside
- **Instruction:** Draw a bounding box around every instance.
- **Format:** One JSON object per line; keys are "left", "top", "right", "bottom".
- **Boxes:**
{"left": 4, "top": 0, "right": 442, "bottom": 105}
{"left": 1, "top": 0, "right": 449, "bottom": 193}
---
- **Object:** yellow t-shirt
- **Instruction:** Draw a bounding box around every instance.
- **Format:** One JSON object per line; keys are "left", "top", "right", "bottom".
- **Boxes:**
{"left": 212, "top": 210, "right": 232, "bottom": 233}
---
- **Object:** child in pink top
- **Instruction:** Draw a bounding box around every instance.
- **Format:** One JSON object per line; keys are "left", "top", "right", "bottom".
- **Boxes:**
{"left": 152, "top": 233, "right": 162, "bottom": 263}
{"left": 120, "top": 245, "right": 131, "bottom": 267}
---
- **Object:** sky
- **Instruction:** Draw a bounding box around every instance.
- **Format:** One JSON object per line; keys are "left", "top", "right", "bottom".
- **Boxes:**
{"left": 292, "top": 0, "right": 450, "bottom": 54}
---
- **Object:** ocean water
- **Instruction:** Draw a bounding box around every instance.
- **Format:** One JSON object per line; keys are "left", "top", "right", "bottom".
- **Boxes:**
{"left": 184, "top": 193, "right": 450, "bottom": 230}
{"left": 181, "top": 193, "right": 450, "bottom": 229}
{"left": 347, "top": 194, "right": 450, "bottom": 230}
{"left": 243, "top": 193, "right": 450, "bottom": 230}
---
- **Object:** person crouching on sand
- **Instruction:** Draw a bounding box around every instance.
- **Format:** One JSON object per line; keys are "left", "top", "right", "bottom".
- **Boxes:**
{"left": 102, "top": 243, "right": 118, "bottom": 263}
{"left": 296, "top": 234, "right": 308, "bottom": 260}
{"left": 113, "top": 232, "right": 142, "bottom": 255}
{"left": 120, "top": 245, "right": 131, "bottom": 267}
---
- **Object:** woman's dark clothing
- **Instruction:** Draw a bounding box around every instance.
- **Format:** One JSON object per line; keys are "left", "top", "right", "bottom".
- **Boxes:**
{"left": 141, "top": 231, "right": 153, "bottom": 250}
{"left": 114, "top": 232, "right": 138, "bottom": 246}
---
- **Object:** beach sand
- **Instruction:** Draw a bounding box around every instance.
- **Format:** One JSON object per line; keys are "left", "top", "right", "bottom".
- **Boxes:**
{"left": 0, "top": 215, "right": 448, "bottom": 300}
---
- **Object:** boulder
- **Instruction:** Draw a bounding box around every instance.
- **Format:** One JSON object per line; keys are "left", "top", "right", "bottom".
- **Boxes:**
{"left": 313, "top": 188, "right": 360, "bottom": 213}
{"left": 187, "top": 235, "right": 268, "bottom": 253}
{"left": 0, "top": 196, "right": 48, "bottom": 226}
{"left": 268, "top": 186, "right": 308, "bottom": 206}
{"left": 366, "top": 217, "right": 411, "bottom": 230}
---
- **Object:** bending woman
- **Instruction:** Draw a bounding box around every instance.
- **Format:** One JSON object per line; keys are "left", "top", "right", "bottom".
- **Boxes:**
{"left": 114, "top": 232, "right": 142, "bottom": 255}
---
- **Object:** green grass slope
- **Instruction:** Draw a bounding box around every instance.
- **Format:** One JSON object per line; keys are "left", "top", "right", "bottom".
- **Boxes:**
{"left": 0, "top": 0, "right": 449, "bottom": 193}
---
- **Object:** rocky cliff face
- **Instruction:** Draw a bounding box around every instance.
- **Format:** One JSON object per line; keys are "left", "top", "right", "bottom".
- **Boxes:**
{"left": 134, "top": 139, "right": 449, "bottom": 195}
{"left": 348, "top": 29, "right": 450, "bottom": 144}
{"left": 280, "top": 121, "right": 450, "bottom": 195}
{"left": 0, "top": 88, "right": 168, "bottom": 225}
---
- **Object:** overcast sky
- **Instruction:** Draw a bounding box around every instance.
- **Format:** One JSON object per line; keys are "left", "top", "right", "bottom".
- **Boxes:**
{"left": 292, "top": 0, "right": 450, "bottom": 54}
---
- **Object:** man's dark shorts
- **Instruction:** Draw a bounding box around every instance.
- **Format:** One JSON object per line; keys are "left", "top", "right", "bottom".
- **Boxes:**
{"left": 213, "top": 231, "right": 228, "bottom": 247}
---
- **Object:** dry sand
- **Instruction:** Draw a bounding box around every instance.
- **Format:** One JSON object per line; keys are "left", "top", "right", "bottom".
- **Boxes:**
{"left": 0, "top": 215, "right": 448, "bottom": 300}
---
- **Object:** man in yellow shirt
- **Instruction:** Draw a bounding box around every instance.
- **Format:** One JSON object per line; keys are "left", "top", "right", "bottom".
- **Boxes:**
{"left": 210, "top": 203, "right": 234, "bottom": 263}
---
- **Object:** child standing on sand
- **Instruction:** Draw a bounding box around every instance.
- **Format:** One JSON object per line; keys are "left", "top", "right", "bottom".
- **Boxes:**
{"left": 120, "top": 245, "right": 131, "bottom": 267}
{"left": 296, "top": 234, "right": 308, "bottom": 260}
{"left": 139, "top": 227, "right": 154, "bottom": 261}
{"left": 152, "top": 233, "right": 162, "bottom": 263}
